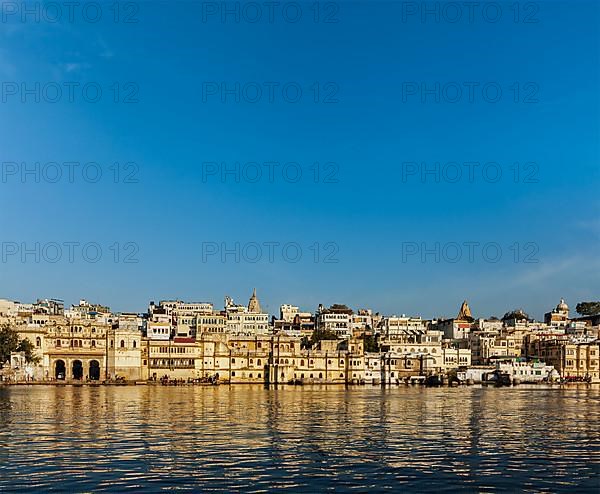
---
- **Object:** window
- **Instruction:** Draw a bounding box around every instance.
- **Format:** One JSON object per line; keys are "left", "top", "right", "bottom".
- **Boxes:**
{"left": 36, "top": 337, "right": 41, "bottom": 347}
{"left": 120, "top": 340, "right": 125, "bottom": 348}
{"left": 133, "top": 341, "right": 137, "bottom": 349}
{"left": 91, "top": 340, "right": 96, "bottom": 348}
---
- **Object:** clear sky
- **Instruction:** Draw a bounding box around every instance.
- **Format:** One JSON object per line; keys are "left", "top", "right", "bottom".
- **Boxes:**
{"left": 0, "top": 1, "right": 598, "bottom": 320}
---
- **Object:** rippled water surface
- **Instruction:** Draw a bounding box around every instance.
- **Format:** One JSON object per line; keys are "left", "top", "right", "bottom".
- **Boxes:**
{"left": 0, "top": 385, "right": 598, "bottom": 492}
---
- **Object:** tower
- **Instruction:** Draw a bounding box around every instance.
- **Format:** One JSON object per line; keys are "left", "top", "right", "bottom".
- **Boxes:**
{"left": 248, "top": 288, "right": 262, "bottom": 313}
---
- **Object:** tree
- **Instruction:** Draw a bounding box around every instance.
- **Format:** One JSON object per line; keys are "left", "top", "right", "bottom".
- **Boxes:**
{"left": 303, "top": 328, "right": 338, "bottom": 349}
{"left": 300, "top": 336, "right": 311, "bottom": 350}
{"left": 0, "top": 324, "right": 40, "bottom": 364}
{"left": 17, "top": 338, "right": 40, "bottom": 364}
{"left": 576, "top": 301, "right": 600, "bottom": 316}
{"left": 360, "top": 334, "right": 380, "bottom": 353}
{"left": 0, "top": 324, "right": 20, "bottom": 364}
{"left": 502, "top": 309, "right": 530, "bottom": 321}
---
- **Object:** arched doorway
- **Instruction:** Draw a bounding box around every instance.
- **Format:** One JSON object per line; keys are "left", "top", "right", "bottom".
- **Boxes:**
{"left": 89, "top": 360, "right": 100, "bottom": 381}
{"left": 72, "top": 360, "right": 83, "bottom": 380}
{"left": 55, "top": 360, "right": 66, "bottom": 380}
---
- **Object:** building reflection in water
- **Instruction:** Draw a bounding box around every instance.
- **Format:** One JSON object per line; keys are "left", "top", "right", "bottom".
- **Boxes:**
{"left": 0, "top": 385, "right": 598, "bottom": 492}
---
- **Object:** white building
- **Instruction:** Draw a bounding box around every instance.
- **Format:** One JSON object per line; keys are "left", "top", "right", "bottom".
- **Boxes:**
{"left": 380, "top": 315, "right": 427, "bottom": 339}
{"left": 497, "top": 360, "right": 559, "bottom": 383}
{"left": 225, "top": 290, "right": 270, "bottom": 336}
{"left": 316, "top": 304, "right": 353, "bottom": 339}
{"left": 280, "top": 304, "right": 300, "bottom": 322}
{"left": 147, "top": 322, "right": 171, "bottom": 340}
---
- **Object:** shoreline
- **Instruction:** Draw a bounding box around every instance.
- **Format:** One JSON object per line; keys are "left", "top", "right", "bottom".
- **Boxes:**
{"left": 1, "top": 381, "right": 597, "bottom": 387}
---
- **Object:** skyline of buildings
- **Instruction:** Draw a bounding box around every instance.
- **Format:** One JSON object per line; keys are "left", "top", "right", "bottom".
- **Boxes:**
{"left": 1, "top": 291, "right": 598, "bottom": 385}
{"left": 2, "top": 289, "right": 598, "bottom": 324}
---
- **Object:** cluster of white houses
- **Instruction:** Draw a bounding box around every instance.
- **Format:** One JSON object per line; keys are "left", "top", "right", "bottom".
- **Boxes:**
{"left": 1, "top": 292, "right": 599, "bottom": 384}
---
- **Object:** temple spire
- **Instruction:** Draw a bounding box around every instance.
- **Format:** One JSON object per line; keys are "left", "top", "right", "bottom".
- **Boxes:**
{"left": 248, "top": 288, "right": 262, "bottom": 313}
{"left": 457, "top": 300, "right": 472, "bottom": 320}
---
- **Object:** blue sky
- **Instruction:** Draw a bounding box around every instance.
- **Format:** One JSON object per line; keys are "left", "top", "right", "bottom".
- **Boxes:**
{"left": 0, "top": 1, "right": 598, "bottom": 320}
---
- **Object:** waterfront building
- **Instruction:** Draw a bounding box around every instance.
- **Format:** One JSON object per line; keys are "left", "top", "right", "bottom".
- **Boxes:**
{"left": 469, "top": 328, "right": 526, "bottom": 365}
{"left": 441, "top": 346, "right": 471, "bottom": 371}
{"left": 529, "top": 338, "right": 600, "bottom": 383}
{"left": 108, "top": 319, "right": 143, "bottom": 380}
{"left": 145, "top": 336, "right": 201, "bottom": 380}
{"left": 33, "top": 316, "right": 110, "bottom": 381}
{"left": 496, "top": 359, "right": 559, "bottom": 383}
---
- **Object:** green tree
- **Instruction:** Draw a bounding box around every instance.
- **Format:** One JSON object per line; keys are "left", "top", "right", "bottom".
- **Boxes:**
{"left": 0, "top": 324, "right": 20, "bottom": 364}
{"left": 0, "top": 325, "right": 40, "bottom": 364}
{"left": 576, "top": 301, "right": 600, "bottom": 316}
{"left": 17, "top": 338, "right": 40, "bottom": 364}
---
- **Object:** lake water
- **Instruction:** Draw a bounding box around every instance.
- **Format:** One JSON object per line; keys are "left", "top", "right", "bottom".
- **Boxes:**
{"left": 0, "top": 385, "right": 598, "bottom": 492}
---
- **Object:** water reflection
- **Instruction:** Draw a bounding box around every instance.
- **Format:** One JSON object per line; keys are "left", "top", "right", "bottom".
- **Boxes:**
{"left": 0, "top": 385, "right": 598, "bottom": 492}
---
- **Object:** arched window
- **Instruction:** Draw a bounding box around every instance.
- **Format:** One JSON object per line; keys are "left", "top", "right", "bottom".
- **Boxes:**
{"left": 56, "top": 340, "right": 61, "bottom": 347}
{"left": 91, "top": 340, "right": 96, "bottom": 348}
{"left": 133, "top": 341, "right": 137, "bottom": 349}
{"left": 120, "top": 340, "right": 125, "bottom": 348}
{"left": 36, "top": 337, "right": 41, "bottom": 347}
{"left": 110, "top": 340, "right": 114, "bottom": 348}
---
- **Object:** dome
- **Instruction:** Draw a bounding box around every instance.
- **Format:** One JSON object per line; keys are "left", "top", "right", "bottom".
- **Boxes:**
{"left": 557, "top": 298, "right": 568, "bottom": 311}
